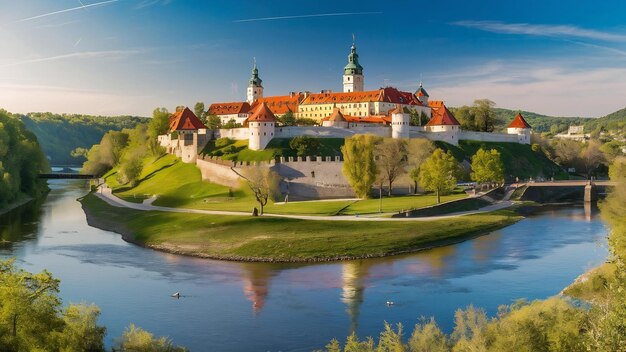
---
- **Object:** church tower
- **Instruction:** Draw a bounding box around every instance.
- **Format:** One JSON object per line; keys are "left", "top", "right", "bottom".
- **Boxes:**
{"left": 343, "top": 42, "right": 364, "bottom": 93}
{"left": 247, "top": 61, "right": 263, "bottom": 104}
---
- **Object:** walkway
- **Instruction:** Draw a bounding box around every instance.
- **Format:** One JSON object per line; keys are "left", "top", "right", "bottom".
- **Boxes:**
{"left": 95, "top": 186, "right": 514, "bottom": 222}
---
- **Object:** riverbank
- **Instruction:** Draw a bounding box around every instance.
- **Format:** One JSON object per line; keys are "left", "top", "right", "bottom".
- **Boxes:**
{"left": 80, "top": 192, "right": 523, "bottom": 262}
{"left": 0, "top": 197, "right": 33, "bottom": 216}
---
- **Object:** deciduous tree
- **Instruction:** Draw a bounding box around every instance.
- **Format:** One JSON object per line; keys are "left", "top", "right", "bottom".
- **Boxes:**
{"left": 342, "top": 135, "right": 379, "bottom": 198}
{"left": 237, "top": 167, "right": 280, "bottom": 215}
{"left": 418, "top": 149, "right": 458, "bottom": 203}
{"left": 407, "top": 139, "right": 435, "bottom": 193}
{"left": 194, "top": 102, "right": 206, "bottom": 124}
{"left": 470, "top": 148, "right": 505, "bottom": 187}
{"left": 289, "top": 136, "right": 321, "bottom": 157}
{"left": 375, "top": 138, "right": 407, "bottom": 196}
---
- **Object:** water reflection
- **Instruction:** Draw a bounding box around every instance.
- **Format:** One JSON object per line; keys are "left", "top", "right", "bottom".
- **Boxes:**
{"left": 0, "top": 181, "right": 610, "bottom": 352}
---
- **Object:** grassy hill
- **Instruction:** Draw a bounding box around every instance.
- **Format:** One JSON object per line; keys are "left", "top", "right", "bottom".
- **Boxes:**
{"left": 584, "top": 106, "right": 626, "bottom": 133}
{"left": 436, "top": 140, "right": 567, "bottom": 181}
{"left": 17, "top": 112, "right": 147, "bottom": 165}
{"left": 493, "top": 108, "right": 589, "bottom": 132}
{"left": 202, "top": 137, "right": 345, "bottom": 162}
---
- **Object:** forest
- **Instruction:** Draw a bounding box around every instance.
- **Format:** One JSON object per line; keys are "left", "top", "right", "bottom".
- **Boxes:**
{"left": 0, "top": 110, "right": 49, "bottom": 209}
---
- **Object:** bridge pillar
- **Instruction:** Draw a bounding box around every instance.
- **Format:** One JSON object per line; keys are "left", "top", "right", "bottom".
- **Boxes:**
{"left": 584, "top": 184, "right": 597, "bottom": 203}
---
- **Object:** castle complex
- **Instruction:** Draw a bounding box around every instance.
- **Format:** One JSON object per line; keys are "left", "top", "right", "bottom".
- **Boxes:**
{"left": 160, "top": 41, "right": 532, "bottom": 162}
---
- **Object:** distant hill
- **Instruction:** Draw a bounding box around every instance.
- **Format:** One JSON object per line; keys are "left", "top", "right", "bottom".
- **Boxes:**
{"left": 492, "top": 108, "right": 590, "bottom": 132}
{"left": 584, "top": 106, "right": 626, "bottom": 133}
{"left": 16, "top": 112, "right": 148, "bottom": 165}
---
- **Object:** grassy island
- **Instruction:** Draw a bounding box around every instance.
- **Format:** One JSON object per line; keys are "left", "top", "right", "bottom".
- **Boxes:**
{"left": 80, "top": 193, "right": 521, "bottom": 262}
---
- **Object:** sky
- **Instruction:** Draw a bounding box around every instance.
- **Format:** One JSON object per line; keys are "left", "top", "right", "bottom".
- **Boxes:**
{"left": 1, "top": 0, "right": 625, "bottom": 117}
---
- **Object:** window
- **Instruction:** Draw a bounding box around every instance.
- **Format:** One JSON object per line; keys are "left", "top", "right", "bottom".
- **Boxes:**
{"left": 264, "top": 132, "right": 266, "bottom": 136}
{"left": 348, "top": 77, "right": 351, "bottom": 81}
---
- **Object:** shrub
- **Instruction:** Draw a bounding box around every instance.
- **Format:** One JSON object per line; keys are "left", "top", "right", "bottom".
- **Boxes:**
{"left": 215, "top": 137, "right": 233, "bottom": 148}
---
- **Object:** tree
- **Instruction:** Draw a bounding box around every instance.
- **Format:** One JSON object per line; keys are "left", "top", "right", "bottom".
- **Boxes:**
{"left": 375, "top": 138, "right": 407, "bottom": 196}
{"left": 53, "top": 303, "right": 106, "bottom": 351}
{"left": 278, "top": 112, "right": 296, "bottom": 126}
{"left": 206, "top": 114, "right": 221, "bottom": 130}
{"left": 342, "top": 135, "right": 379, "bottom": 198}
{"left": 0, "top": 258, "right": 62, "bottom": 350}
{"left": 237, "top": 167, "right": 280, "bottom": 215}
{"left": 148, "top": 107, "right": 170, "bottom": 139}
{"left": 289, "top": 136, "right": 321, "bottom": 157}
{"left": 408, "top": 317, "right": 449, "bottom": 352}
{"left": 453, "top": 105, "right": 475, "bottom": 131}
{"left": 114, "top": 324, "right": 187, "bottom": 352}
{"left": 117, "top": 152, "right": 144, "bottom": 187}
{"left": 194, "top": 102, "right": 206, "bottom": 124}
{"left": 222, "top": 119, "right": 241, "bottom": 129}
{"left": 406, "top": 139, "right": 435, "bottom": 193}
{"left": 470, "top": 148, "right": 505, "bottom": 187}
{"left": 473, "top": 99, "right": 498, "bottom": 132}
{"left": 577, "top": 140, "right": 605, "bottom": 179}
{"left": 551, "top": 138, "right": 582, "bottom": 169}
{"left": 418, "top": 149, "right": 458, "bottom": 203}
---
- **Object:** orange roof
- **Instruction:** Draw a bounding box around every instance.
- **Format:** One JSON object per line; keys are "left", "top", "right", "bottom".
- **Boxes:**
{"left": 426, "top": 105, "right": 460, "bottom": 126}
{"left": 346, "top": 115, "right": 391, "bottom": 124}
{"left": 507, "top": 113, "right": 531, "bottom": 128}
{"left": 428, "top": 100, "right": 445, "bottom": 108}
{"left": 169, "top": 107, "right": 206, "bottom": 131}
{"left": 301, "top": 87, "right": 422, "bottom": 106}
{"left": 246, "top": 102, "right": 277, "bottom": 123}
{"left": 324, "top": 107, "right": 347, "bottom": 122}
{"left": 208, "top": 102, "right": 251, "bottom": 115}
{"left": 252, "top": 93, "right": 303, "bottom": 115}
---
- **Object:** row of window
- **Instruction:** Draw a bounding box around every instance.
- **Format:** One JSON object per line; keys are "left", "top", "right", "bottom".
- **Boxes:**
{"left": 250, "top": 132, "right": 274, "bottom": 136}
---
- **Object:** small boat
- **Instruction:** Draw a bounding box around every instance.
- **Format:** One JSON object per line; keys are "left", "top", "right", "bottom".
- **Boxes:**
{"left": 386, "top": 301, "right": 394, "bottom": 306}
{"left": 171, "top": 292, "right": 181, "bottom": 298}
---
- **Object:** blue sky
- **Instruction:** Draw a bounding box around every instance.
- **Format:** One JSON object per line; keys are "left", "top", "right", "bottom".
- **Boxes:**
{"left": 1, "top": 0, "right": 625, "bottom": 117}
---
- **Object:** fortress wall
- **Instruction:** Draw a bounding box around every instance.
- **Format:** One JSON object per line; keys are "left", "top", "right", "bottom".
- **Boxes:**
{"left": 275, "top": 126, "right": 391, "bottom": 139}
{"left": 458, "top": 131, "right": 518, "bottom": 143}
{"left": 196, "top": 157, "right": 241, "bottom": 188}
{"left": 215, "top": 128, "right": 249, "bottom": 140}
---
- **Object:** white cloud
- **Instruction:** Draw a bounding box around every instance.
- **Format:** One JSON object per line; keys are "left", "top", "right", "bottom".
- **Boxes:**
{"left": 428, "top": 62, "right": 626, "bottom": 117}
{"left": 452, "top": 20, "right": 626, "bottom": 42}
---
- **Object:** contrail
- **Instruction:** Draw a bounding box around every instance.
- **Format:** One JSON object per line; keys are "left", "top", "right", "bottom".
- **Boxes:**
{"left": 0, "top": 49, "right": 142, "bottom": 68}
{"left": 233, "top": 11, "right": 383, "bottom": 23}
{"left": 73, "top": 38, "right": 82, "bottom": 47}
{"left": 17, "top": 0, "right": 119, "bottom": 22}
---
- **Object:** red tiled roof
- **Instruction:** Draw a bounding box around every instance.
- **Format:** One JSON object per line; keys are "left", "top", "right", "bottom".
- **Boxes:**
{"left": 207, "top": 102, "right": 251, "bottom": 115}
{"left": 428, "top": 100, "right": 445, "bottom": 108}
{"left": 426, "top": 105, "right": 460, "bottom": 126}
{"left": 507, "top": 113, "right": 531, "bottom": 128}
{"left": 301, "top": 87, "right": 423, "bottom": 106}
{"left": 169, "top": 107, "right": 206, "bottom": 131}
{"left": 324, "top": 107, "right": 347, "bottom": 122}
{"left": 251, "top": 94, "right": 303, "bottom": 115}
{"left": 246, "top": 102, "right": 277, "bottom": 123}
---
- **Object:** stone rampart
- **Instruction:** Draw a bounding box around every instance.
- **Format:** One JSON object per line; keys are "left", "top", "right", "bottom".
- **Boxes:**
{"left": 458, "top": 131, "right": 519, "bottom": 143}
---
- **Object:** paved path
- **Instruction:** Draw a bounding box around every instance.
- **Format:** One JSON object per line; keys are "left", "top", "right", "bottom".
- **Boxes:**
{"left": 95, "top": 186, "right": 514, "bottom": 222}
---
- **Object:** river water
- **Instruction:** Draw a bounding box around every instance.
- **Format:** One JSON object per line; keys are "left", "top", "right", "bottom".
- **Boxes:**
{"left": 0, "top": 180, "right": 609, "bottom": 351}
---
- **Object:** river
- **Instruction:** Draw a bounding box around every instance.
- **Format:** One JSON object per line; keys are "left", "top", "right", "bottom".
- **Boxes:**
{"left": 0, "top": 180, "right": 609, "bottom": 351}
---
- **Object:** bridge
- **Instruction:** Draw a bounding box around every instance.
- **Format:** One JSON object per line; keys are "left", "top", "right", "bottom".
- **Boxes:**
{"left": 39, "top": 173, "right": 97, "bottom": 179}
{"left": 515, "top": 180, "right": 616, "bottom": 203}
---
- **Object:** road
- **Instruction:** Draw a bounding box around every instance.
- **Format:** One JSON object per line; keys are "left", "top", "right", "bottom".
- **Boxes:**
{"left": 94, "top": 186, "right": 514, "bottom": 222}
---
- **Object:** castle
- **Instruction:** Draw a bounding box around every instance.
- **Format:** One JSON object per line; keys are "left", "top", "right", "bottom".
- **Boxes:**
{"left": 160, "top": 42, "right": 532, "bottom": 163}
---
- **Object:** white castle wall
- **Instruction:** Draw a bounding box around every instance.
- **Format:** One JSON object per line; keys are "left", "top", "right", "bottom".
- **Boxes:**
{"left": 275, "top": 126, "right": 390, "bottom": 139}
{"left": 458, "top": 131, "right": 519, "bottom": 144}
{"left": 215, "top": 128, "right": 249, "bottom": 140}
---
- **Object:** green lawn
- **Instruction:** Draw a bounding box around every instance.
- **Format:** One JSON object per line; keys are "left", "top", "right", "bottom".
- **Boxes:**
{"left": 201, "top": 137, "right": 345, "bottom": 162}
{"left": 105, "top": 154, "right": 473, "bottom": 216}
{"left": 340, "top": 193, "right": 468, "bottom": 215}
{"left": 81, "top": 193, "right": 521, "bottom": 262}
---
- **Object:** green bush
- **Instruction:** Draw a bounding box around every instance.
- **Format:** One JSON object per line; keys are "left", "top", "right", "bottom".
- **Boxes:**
{"left": 215, "top": 137, "right": 233, "bottom": 148}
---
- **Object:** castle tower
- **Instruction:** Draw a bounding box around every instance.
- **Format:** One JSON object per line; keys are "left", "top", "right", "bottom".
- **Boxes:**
{"left": 391, "top": 105, "right": 410, "bottom": 139}
{"left": 424, "top": 105, "right": 460, "bottom": 146}
{"left": 322, "top": 106, "right": 349, "bottom": 128}
{"left": 415, "top": 82, "right": 429, "bottom": 106}
{"left": 343, "top": 43, "right": 364, "bottom": 93}
{"left": 506, "top": 112, "right": 532, "bottom": 145}
{"left": 247, "top": 102, "right": 276, "bottom": 151}
{"left": 247, "top": 62, "right": 264, "bottom": 104}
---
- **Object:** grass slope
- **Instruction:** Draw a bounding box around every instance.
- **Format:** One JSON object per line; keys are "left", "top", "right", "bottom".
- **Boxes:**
{"left": 436, "top": 140, "right": 567, "bottom": 180}
{"left": 106, "top": 154, "right": 467, "bottom": 215}
{"left": 81, "top": 193, "right": 521, "bottom": 262}
{"left": 202, "top": 137, "right": 345, "bottom": 162}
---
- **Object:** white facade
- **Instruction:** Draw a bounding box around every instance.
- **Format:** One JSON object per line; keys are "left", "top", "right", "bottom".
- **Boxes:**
{"left": 248, "top": 121, "right": 275, "bottom": 150}
{"left": 219, "top": 113, "right": 249, "bottom": 126}
{"left": 247, "top": 85, "right": 263, "bottom": 104}
{"left": 391, "top": 111, "right": 410, "bottom": 139}
{"left": 343, "top": 73, "right": 364, "bottom": 93}
{"left": 506, "top": 127, "right": 531, "bottom": 145}
{"left": 425, "top": 125, "right": 460, "bottom": 146}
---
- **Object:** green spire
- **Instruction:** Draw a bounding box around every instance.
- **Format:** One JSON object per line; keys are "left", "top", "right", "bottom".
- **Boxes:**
{"left": 344, "top": 44, "right": 363, "bottom": 75}
{"left": 249, "top": 62, "right": 263, "bottom": 87}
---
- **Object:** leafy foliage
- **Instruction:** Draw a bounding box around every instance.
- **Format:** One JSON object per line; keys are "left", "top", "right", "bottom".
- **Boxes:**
{"left": 418, "top": 149, "right": 459, "bottom": 203}
{"left": 0, "top": 110, "right": 49, "bottom": 208}
{"left": 17, "top": 111, "right": 146, "bottom": 165}
{"left": 375, "top": 138, "right": 408, "bottom": 196}
{"left": 289, "top": 136, "right": 321, "bottom": 157}
{"left": 114, "top": 324, "right": 187, "bottom": 352}
{"left": 470, "top": 148, "right": 505, "bottom": 185}
{"left": 342, "top": 135, "right": 379, "bottom": 198}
